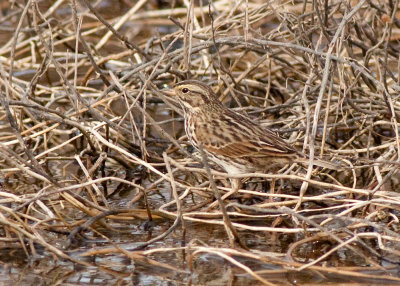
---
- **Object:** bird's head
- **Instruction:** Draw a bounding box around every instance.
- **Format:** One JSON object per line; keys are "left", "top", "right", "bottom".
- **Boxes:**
{"left": 164, "top": 80, "right": 221, "bottom": 111}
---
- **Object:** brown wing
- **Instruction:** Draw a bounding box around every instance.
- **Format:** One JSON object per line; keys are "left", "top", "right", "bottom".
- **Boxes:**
{"left": 196, "top": 109, "right": 298, "bottom": 159}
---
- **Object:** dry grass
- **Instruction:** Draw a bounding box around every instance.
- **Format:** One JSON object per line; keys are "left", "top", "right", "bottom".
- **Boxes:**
{"left": 1, "top": 0, "right": 400, "bottom": 284}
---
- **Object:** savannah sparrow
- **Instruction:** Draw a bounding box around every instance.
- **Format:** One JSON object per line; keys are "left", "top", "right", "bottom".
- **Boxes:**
{"left": 164, "top": 80, "right": 338, "bottom": 178}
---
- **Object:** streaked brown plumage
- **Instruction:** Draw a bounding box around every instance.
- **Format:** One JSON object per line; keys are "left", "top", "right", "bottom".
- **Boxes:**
{"left": 164, "top": 80, "right": 338, "bottom": 176}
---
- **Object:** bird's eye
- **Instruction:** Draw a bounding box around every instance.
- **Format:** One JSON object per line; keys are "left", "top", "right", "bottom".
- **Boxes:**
{"left": 182, "top": 88, "right": 189, "bottom": 93}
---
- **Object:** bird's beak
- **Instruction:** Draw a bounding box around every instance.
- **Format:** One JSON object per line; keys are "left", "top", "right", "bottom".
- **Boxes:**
{"left": 163, "top": 88, "right": 176, "bottom": 96}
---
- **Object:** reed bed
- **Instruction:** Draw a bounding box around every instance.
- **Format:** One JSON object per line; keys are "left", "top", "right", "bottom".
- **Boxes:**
{"left": 0, "top": 0, "right": 400, "bottom": 284}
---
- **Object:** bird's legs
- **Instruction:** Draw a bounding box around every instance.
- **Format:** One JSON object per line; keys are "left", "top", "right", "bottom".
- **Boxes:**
{"left": 206, "top": 178, "right": 242, "bottom": 210}
{"left": 225, "top": 178, "right": 242, "bottom": 199}
{"left": 268, "top": 178, "right": 276, "bottom": 203}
